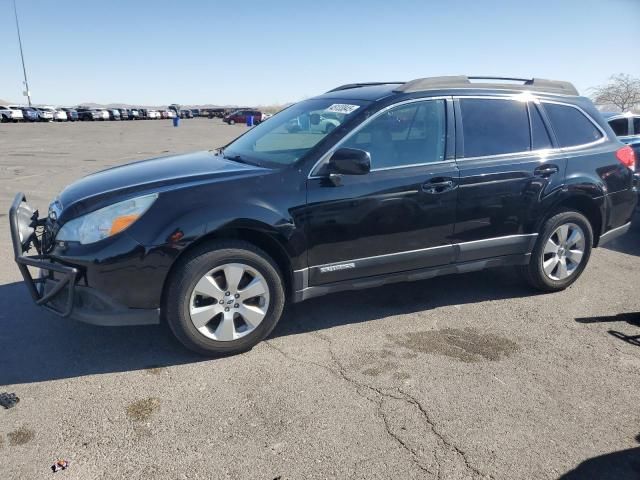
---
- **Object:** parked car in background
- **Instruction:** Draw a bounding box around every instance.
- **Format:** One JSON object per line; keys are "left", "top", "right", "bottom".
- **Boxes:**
{"left": 50, "top": 108, "right": 67, "bottom": 122}
{"left": 129, "top": 109, "right": 140, "bottom": 120}
{"left": 60, "top": 108, "right": 79, "bottom": 122}
{"left": 34, "top": 107, "right": 55, "bottom": 122}
{"left": 603, "top": 112, "right": 640, "bottom": 167}
{"left": 180, "top": 109, "right": 193, "bottom": 119}
{"left": 166, "top": 109, "right": 176, "bottom": 119}
{"left": 223, "top": 109, "right": 263, "bottom": 125}
{"left": 98, "top": 109, "right": 110, "bottom": 121}
{"left": 148, "top": 109, "right": 161, "bottom": 120}
{"left": 76, "top": 107, "right": 101, "bottom": 121}
{"left": 108, "top": 109, "right": 121, "bottom": 121}
{"left": 17, "top": 106, "right": 39, "bottom": 122}
{"left": 0, "top": 105, "right": 25, "bottom": 122}
{"left": 117, "top": 108, "right": 131, "bottom": 120}
{"left": 207, "top": 108, "right": 228, "bottom": 118}
{"left": 191, "top": 108, "right": 201, "bottom": 117}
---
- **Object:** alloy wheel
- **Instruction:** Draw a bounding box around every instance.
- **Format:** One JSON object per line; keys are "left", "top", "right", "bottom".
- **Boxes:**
{"left": 542, "top": 223, "right": 586, "bottom": 281}
{"left": 189, "top": 263, "right": 270, "bottom": 341}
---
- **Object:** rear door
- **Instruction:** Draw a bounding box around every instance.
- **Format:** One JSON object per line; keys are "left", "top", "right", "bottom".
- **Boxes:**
{"left": 453, "top": 96, "right": 566, "bottom": 261}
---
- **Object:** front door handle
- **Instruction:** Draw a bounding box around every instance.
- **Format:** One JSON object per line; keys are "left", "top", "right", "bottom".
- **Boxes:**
{"left": 422, "top": 178, "right": 456, "bottom": 194}
{"left": 534, "top": 164, "right": 559, "bottom": 177}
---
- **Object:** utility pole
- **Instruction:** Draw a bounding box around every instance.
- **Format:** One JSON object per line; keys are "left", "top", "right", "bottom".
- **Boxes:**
{"left": 13, "top": 0, "right": 32, "bottom": 106}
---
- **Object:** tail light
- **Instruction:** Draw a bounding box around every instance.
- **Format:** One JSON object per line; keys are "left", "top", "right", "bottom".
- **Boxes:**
{"left": 616, "top": 145, "right": 636, "bottom": 171}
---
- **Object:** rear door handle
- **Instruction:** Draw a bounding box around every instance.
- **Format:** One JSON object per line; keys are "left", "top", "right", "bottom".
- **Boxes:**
{"left": 422, "top": 178, "right": 456, "bottom": 194}
{"left": 534, "top": 164, "right": 559, "bottom": 177}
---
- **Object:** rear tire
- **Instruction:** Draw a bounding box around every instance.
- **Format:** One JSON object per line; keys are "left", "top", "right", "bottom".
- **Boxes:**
{"left": 519, "top": 210, "right": 593, "bottom": 292}
{"left": 164, "top": 240, "right": 286, "bottom": 356}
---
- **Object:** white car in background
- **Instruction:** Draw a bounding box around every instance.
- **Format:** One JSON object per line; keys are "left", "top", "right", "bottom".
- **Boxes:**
{"left": 0, "top": 105, "right": 24, "bottom": 122}
{"left": 34, "top": 106, "right": 55, "bottom": 122}
{"left": 147, "top": 109, "right": 161, "bottom": 119}
{"left": 48, "top": 107, "right": 68, "bottom": 122}
{"left": 95, "top": 108, "right": 110, "bottom": 120}
{"left": 166, "top": 110, "right": 176, "bottom": 118}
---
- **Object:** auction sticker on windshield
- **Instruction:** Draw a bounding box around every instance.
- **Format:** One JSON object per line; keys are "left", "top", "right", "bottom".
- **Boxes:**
{"left": 326, "top": 104, "right": 360, "bottom": 114}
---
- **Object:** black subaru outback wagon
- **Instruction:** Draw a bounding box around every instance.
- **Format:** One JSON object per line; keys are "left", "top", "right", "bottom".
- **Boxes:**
{"left": 10, "top": 76, "right": 637, "bottom": 355}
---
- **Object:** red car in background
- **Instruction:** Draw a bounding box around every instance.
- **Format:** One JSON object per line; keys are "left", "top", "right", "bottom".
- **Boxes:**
{"left": 223, "top": 109, "right": 263, "bottom": 125}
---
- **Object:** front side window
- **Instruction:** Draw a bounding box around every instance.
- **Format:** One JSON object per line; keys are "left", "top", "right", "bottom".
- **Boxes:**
{"left": 609, "top": 118, "right": 629, "bottom": 136}
{"left": 543, "top": 103, "right": 603, "bottom": 148}
{"left": 223, "top": 98, "right": 368, "bottom": 167}
{"left": 340, "top": 100, "right": 446, "bottom": 169}
{"left": 460, "top": 98, "right": 530, "bottom": 157}
{"left": 633, "top": 117, "right": 640, "bottom": 135}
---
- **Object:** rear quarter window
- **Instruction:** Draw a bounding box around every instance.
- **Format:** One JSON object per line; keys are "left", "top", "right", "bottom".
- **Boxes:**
{"left": 543, "top": 103, "right": 603, "bottom": 148}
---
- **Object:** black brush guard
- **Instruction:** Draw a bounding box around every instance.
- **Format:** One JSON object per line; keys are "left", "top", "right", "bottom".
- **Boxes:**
{"left": 9, "top": 193, "right": 78, "bottom": 317}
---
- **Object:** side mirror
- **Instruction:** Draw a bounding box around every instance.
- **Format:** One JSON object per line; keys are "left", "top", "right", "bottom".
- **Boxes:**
{"left": 328, "top": 148, "right": 371, "bottom": 175}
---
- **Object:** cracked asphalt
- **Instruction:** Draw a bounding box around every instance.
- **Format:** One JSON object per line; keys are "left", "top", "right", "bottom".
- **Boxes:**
{"left": 1, "top": 120, "right": 639, "bottom": 479}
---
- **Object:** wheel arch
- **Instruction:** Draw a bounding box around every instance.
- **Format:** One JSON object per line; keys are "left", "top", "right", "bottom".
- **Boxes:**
{"left": 161, "top": 224, "right": 295, "bottom": 305}
{"left": 544, "top": 194, "right": 604, "bottom": 246}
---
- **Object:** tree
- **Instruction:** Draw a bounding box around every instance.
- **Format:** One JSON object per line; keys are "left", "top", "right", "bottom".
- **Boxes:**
{"left": 590, "top": 74, "right": 640, "bottom": 112}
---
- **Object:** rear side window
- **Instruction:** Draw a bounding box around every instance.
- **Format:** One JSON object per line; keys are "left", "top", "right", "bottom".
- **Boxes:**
{"left": 543, "top": 103, "right": 603, "bottom": 147}
{"left": 460, "top": 98, "right": 530, "bottom": 157}
{"left": 634, "top": 117, "right": 640, "bottom": 135}
{"left": 529, "top": 104, "right": 553, "bottom": 150}
{"left": 608, "top": 118, "right": 629, "bottom": 136}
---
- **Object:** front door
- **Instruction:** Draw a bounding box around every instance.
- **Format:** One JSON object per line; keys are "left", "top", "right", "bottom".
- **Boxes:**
{"left": 305, "top": 98, "right": 458, "bottom": 285}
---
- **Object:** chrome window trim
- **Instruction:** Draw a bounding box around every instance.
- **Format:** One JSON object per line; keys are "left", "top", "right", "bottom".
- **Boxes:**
{"left": 308, "top": 233, "right": 537, "bottom": 270}
{"left": 366, "top": 159, "right": 455, "bottom": 172}
{"left": 307, "top": 96, "right": 450, "bottom": 179}
{"left": 454, "top": 148, "right": 559, "bottom": 163}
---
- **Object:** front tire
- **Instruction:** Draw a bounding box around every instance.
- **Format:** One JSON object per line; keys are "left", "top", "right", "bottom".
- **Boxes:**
{"left": 520, "top": 210, "right": 593, "bottom": 292}
{"left": 164, "top": 240, "right": 286, "bottom": 356}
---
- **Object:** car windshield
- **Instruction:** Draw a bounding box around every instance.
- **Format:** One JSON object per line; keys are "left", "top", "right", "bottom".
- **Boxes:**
{"left": 222, "top": 98, "right": 369, "bottom": 167}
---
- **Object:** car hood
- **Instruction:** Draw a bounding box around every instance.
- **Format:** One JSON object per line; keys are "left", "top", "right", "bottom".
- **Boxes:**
{"left": 56, "top": 150, "right": 266, "bottom": 222}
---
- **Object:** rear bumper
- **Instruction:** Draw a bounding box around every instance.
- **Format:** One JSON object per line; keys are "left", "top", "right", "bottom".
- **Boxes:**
{"left": 9, "top": 193, "right": 160, "bottom": 326}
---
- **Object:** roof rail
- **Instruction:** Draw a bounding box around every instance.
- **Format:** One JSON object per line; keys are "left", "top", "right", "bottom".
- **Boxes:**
{"left": 327, "top": 82, "right": 404, "bottom": 93}
{"left": 394, "top": 75, "right": 579, "bottom": 96}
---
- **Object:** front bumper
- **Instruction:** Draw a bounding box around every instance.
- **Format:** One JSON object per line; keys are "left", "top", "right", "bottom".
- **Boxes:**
{"left": 9, "top": 193, "right": 160, "bottom": 325}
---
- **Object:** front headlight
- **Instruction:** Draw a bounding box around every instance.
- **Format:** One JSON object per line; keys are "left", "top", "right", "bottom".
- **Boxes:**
{"left": 56, "top": 193, "right": 158, "bottom": 244}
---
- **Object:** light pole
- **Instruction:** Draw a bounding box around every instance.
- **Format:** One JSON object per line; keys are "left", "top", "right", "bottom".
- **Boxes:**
{"left": 13, "top": 0, "right": 32, "bottom": 106}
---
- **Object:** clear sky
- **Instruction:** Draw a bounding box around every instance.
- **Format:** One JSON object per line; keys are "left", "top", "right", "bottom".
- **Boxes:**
{"left": 1, "top": 0, "right": 638, "bottom": 106}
